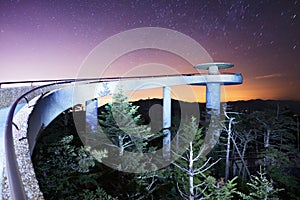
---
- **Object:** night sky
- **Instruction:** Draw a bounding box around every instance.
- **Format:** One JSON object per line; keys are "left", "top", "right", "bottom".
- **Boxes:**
{"left": 0, "top": 0, "right": 299, "bottom": 101}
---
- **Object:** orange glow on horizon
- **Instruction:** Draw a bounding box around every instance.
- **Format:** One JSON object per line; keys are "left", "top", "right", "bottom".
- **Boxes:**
{"left": 96, "top": 80, "right": 299, "bottom": 110}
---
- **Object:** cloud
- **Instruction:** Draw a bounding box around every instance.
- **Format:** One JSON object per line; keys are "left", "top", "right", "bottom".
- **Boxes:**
{"left": 255, "top": 73, "right": 282, "bottom": 80}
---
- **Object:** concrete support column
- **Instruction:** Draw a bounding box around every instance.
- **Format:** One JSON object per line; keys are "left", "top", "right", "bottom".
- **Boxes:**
{"left": 163, "top": 86, "right": 171, "bottom": 160}
{"left": 85, "top": 98, "right": 98, "bottom": 134}
{"left": 206, "top": 83, "right": 221, "bottom": 114}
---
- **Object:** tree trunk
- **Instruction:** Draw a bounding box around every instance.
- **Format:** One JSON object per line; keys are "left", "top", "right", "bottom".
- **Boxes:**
{"left": 225, "top": 118, "right": 233, "bottom": 181}
{"left": 232, "top": 136, "right": 237, "bottom": 176}
{"left": 242, "top": 142, "right": 248, "bottom": 160}
{"left": 189, "top": 142, "right": 194, "bottom": 200}
{"left": 231, "top": 137, "right": 251, "bottom": 180}
{"left": 225, "top": 129, "right": 231, "bottom": 181}
{"left": 118, "top": 136, "right": 124, "bottom": 170}
{"left": 264, "top": 129, "right": 270, "bottom": 148}
{"left": 119, "top": 135, "right": 124, "bottom": 156}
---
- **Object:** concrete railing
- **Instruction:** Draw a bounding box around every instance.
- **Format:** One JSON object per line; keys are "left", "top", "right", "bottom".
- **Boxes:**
{"left": 3, "top": 80, "right": 77, "bottom": 199}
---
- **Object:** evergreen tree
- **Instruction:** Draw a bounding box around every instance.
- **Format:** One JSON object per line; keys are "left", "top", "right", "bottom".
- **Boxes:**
{"left": 33, "top": 111, "right": 113, "bottom": 199}
{"left": 237, "top": 167, "right": 283, "bottom": 200}
{"left": 96, "top": 88, "right": 161, "bottom": 199}
{"left": 98, "top": 87, "right": 156, "bottom": 171}
{"left": 252, "top": 109, "right": 299, "bottom": 198}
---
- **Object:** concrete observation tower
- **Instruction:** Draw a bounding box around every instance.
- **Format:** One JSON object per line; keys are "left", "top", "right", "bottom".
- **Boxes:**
{"left": 84, "top": 62, "right": 242, "bottom": 161}
{"left": 2, "top": 62, "right": 242, "bottom": 198}
{"left": 86, "top": 62, "right": 242, "bottom": 160}
{"left": 162, "top": 62, "right": 241, "bottom": 159}
{"left": 193, "top": 62, "right": 237, "bottom": 114}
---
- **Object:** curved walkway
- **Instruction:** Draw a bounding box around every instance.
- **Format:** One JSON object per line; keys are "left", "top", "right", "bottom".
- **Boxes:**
{"left": 2, "top": 71, "right": 243, "bottom": 199}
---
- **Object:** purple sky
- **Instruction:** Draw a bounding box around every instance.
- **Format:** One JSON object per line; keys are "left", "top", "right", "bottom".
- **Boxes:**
{"left": 0, "top": 0, "right": 299, "bottom": 100}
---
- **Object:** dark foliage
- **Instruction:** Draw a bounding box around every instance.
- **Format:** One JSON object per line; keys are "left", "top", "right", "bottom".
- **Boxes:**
{"left": 32, "top": 99, "right": 300, "bottom": 199}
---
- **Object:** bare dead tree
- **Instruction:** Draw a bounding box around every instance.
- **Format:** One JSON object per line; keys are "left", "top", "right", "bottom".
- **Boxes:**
{"left": 223, "top": 112, "right": 251, "bottom": 181}
{"left": 172, "top": 117, "right": 221, "bottom": 200}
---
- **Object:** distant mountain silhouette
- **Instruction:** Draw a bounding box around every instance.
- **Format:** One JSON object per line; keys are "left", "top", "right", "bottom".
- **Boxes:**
{"left": 98, "top": 99, "right": 299, "bottom": 133}
{"left": 132, "top": 98, "right": 300, "bottom": 115}
{"left": 226, "top": 99, "right": 300, "bottom": 115}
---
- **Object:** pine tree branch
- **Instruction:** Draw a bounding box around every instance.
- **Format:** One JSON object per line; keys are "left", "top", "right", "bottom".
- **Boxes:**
{"left": 173, "top": 162, "right": 189, "bottom": 173}
{"left": 194, "top": 158, "right": 222, "bottom": 175}
{"left": 171, "top": 150, "right": 188, "bottom": 161}
{"left": 177, "top": 182, "right": 189, "bottom": 199}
